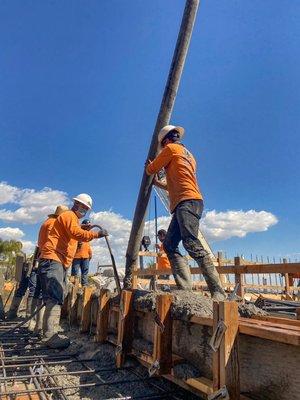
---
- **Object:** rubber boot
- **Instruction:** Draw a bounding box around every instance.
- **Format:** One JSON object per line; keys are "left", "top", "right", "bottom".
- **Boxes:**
{"left": 6, "top": 296, "right": 22, "bottom": 320}
{"left": 42, "top": 300, "right": 70, "bottom": 349}
{"left": 167, "top": 253, "right": 192, "bottom": 290}
{"left": 34, "top": 300, "right": 45, "bottom": 335}
{"left": 196, "top": 255, "right": 227, "bottom": 301}
{"left": 27, "top": 298, "right": 37, "bottom": 332}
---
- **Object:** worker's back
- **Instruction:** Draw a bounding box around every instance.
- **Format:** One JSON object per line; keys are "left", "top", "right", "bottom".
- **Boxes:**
{"left": 164, "top": 143, "right": 202, "bottom": 212}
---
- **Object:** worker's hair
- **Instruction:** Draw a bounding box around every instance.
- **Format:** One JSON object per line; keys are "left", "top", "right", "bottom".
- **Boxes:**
{"left": 157, "top": 229, "right": 167, "bottom": 236}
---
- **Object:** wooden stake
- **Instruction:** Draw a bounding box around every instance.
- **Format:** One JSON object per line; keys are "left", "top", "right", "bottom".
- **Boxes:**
{"left": 152, "top": 294, "right": 173, "bottom": 375}
{"left": 95, "top": 289, "right": 110, "bottom": 343}
{"left": 234, "top": 257, "right": 244, "bottom": 298}
{"left": 116, "top": 290, "right": 134, "bottom": 368}
{"left": 219, "top": 301, "right": 240, "bottom": 399}
{"left": 80, "top": 286, "right": 94, "bottom": 333}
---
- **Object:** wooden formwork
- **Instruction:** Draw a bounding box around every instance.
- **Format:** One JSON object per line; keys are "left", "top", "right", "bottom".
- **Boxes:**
{"left": 66, "top": 285, "right": 300, "bottom": 399}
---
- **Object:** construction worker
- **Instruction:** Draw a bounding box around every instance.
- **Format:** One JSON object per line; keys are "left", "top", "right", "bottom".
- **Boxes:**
{"left": 39, "top": 193, "right": 108, "bottom": 349}
{"left": 6, "top": 206, "right": 68, "bottom": 321}
{"left": 71, "top": 219, "right": 93, "bottom": 286}
{"left": 146, "top": 125, "right": 226, "bottom": 300}
{"left": 155, "top": 229, "right": 172, "bottom": 280}
{"left": 28, "top": 205, "right": 69, "bottom": 333}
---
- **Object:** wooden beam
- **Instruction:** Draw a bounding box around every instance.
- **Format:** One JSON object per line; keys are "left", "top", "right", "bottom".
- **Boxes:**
{"left": 219, "top": 301, "right": 240, "bottom": 399}
{"left": 68, "top": 278, "right": 80, "bottom": 326}
{"left": 95, "top": 289, "right": 110, "bottom": 343}
{"left": 152, "top": 294, "right": 173, "bottom": 375}
{"left": 116, "top": 290, "right": 134, "bottom": 368}
{"left": 80, "top": 286, "right": 94, "bottom": 333}
{"left": 234, "top": 257, "right": 244, "bottom": 298}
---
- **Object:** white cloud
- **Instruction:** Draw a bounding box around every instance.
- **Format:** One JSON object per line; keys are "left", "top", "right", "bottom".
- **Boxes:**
{"left": 200, "top": 209, "right": 278, "bottom": 242}
{"left": 0, "top": 182, "right": 20, "bottom": 204}
{"left": 21, "top": 240, "right": 36, "bottom": 255}
{"left": 0, "top": 227, "right": 25, "bottom": 240}
{"left": 0, "top": 182, "right": 69, "bottom": 224}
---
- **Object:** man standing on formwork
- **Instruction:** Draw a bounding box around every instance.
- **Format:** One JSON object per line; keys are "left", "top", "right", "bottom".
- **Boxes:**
{"left": 28, "top": 205, "right": 69, "bottom": 333}
{"left": 146, "top": 125, "right": 226, "bottom": 301}
{"left": 6, "top": 205, "right": 68, "bottom": 321}
{"left": 39, "top": 193, "right": 108, "bottom": 348}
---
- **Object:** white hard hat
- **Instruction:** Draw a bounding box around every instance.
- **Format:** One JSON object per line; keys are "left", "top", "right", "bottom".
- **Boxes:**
{"left": 72, "top": 193, "right": 93, "bottom": 209}
{"left": 157, "top": 125, "right": 185, "bottom": 150}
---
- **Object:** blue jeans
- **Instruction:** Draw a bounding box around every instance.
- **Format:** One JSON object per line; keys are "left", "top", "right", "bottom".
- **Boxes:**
{"left": 71, "top": 258, "right": 90, "bottom": 286}
{"left": 15, "top": 269, "right": 41, "bottom": 298}
{"left": 38, "top": 259, "right": 67, "bottom": 305}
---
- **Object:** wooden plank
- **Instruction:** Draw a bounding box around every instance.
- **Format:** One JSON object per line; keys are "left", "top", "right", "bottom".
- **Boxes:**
{"left": 239, "top": 322, "right": 300, "bottom": 346}
{"left": 219, "top": 301, "right": 240, "bottom": 399}
{"left": 116, "top": 290, "right": 134, "bottom": 368}
{"left": 190, "top": 315, "right": 213, "bottom": 327}
{"left": 242, "top": 317, "right": 300, "bottom": 332}
{"left": 251, "top": 314, "right": 300, "bottom": 327}
{"left": 152, "top": 294, "right": 173, "bottom": 375}
{"left": 68, "top": 278, "right": 80, "bottom": 325}
{"left": 95, "top": 289, "right": 110, "bottom": 343}
{"left": 218, "top": 262, "right": 300, "bottom": 274}
{"left": 80, "top": 286, "right": 94, "bottom": 333}
{"left": 185, "top": 377, "right": 214, "bottom": 395}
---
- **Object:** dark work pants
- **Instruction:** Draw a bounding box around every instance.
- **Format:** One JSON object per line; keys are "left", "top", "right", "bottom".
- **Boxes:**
{"left": 15, "top": 269, "right": 41, "bottom": 298}
{"left": 38, "top": 259, "right": 67, "bottom": 305}
{"left": 164, "top": 199, "right": 206, "bottom": 259}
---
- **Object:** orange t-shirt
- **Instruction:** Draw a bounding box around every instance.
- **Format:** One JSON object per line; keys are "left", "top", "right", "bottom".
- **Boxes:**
{"left": 157, "top": 243, "right": 171, "bottom": 270}
{"left": 40, "top": 210, "right": 98, "bottom": 268}
{"left": 37, "top": 217, "right": 56, "bottom": 250}
{"left": 74, "top": 241, "right": 92, "bottom": 259}
{"left": 146, "top": 143, "right": 203, "bottom": 212}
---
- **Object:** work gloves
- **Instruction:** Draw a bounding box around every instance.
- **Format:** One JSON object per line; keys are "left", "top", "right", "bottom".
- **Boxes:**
{"left": 98, "top": 229, "right": 108, "bottom": 238}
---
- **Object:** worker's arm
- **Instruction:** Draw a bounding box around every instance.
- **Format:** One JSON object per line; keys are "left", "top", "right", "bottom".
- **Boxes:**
{"left": 146, "top": 146, "right": 173, "bottom": 175}
{"left": 64, "top": 213, "right": 99, "bottom": 242}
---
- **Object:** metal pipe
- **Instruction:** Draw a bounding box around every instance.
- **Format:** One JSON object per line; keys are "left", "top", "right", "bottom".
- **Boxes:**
{"left": 124, "top": 0, "right": 200, "bottom": 289}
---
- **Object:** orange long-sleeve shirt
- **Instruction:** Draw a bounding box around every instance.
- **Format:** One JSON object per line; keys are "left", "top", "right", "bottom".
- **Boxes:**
{"left": 157, "top": 243, "right": 171, "bottom": 270}
{"left": 74, "top": 241, "right": 92, "bottom": 259}
{"left": 40, "top": 210, "right": 98, "bottom": 268}
{"left": 146, "top": 143, "right": 203, "bottom": 212}
{"left": 37, "top": 217, "right": 56, "bottom": 250}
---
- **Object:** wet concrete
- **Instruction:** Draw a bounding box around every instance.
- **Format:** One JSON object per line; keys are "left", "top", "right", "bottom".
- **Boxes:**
{"left": 133, "top": 289, "right": 267, "bottom": 321}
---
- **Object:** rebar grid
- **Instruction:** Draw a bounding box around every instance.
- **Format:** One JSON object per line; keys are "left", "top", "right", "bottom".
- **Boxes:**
{"left": 0, "top": 321, "right": 186, "bottom": 400}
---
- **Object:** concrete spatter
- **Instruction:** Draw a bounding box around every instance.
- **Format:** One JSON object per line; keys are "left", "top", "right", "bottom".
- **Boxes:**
{"left": 133, "top": 289, "right": 268, "bottom": 321}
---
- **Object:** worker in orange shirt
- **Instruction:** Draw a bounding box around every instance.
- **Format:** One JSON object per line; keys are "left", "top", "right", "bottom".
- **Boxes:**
{"left": 39, "top": 193, "right": 108, "bottom": 349}
{"left": 146, "top": 125, "right": 226, "bottom": 300}
{"left": 6, "top": 205, "right": 68, "bottom": 321}
{"left": 155, "top": 229, "right": 172, "bottom": 279}
{"left": 71, "top": 219, "right": 93, "bottom": 286}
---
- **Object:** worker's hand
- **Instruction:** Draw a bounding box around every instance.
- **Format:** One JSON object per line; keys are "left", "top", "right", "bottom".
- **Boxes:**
{"left": 98, "top": 229, "right": 108, "bottom": 238}
{"left": 155, "top": 244, "right": 160, "bottom": 250}
{"left": 153, "top": 175, "right": 160, "bottom": 186}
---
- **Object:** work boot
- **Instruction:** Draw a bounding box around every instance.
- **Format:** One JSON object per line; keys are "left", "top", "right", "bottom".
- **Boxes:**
{"left": 34, "top": 300, "right": 45, "bottom": 335}
{"left": 168, "top": 254, "right": 192, "bottom": 290}
{"left": 196, "top": 255, "right": 227, "bottom": 301}
{"left": 26, "top": 297, "right": 34, "bottom": 318}
{"left": 42, "top": 300, "right": 70, "bottom": 349}
{"left": 27, "top": 298, "right": 37, "bottom": 331}
{"left": 6, "top": 296, "right": 22, "bottom": 320}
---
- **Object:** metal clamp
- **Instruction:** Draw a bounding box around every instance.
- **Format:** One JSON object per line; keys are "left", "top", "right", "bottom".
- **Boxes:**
{"left": 154, "top": 312, "right": 165, "bottom": 332}
{"left": 208, "top": 386, "right": 229, "bottom": 400}
{"left": 148, "top": 360, "right": 160, "bottom": 377}
{"left": 115, "top": 343, "right": 123, "bottom": 355}
{"left": 209, "top": 320, "right": 227, "bottom": 352}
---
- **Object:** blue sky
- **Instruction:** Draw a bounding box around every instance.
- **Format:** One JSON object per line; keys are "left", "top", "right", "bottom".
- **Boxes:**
{"left": 0, "top": 1, "right": 299, "bottom": 266}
